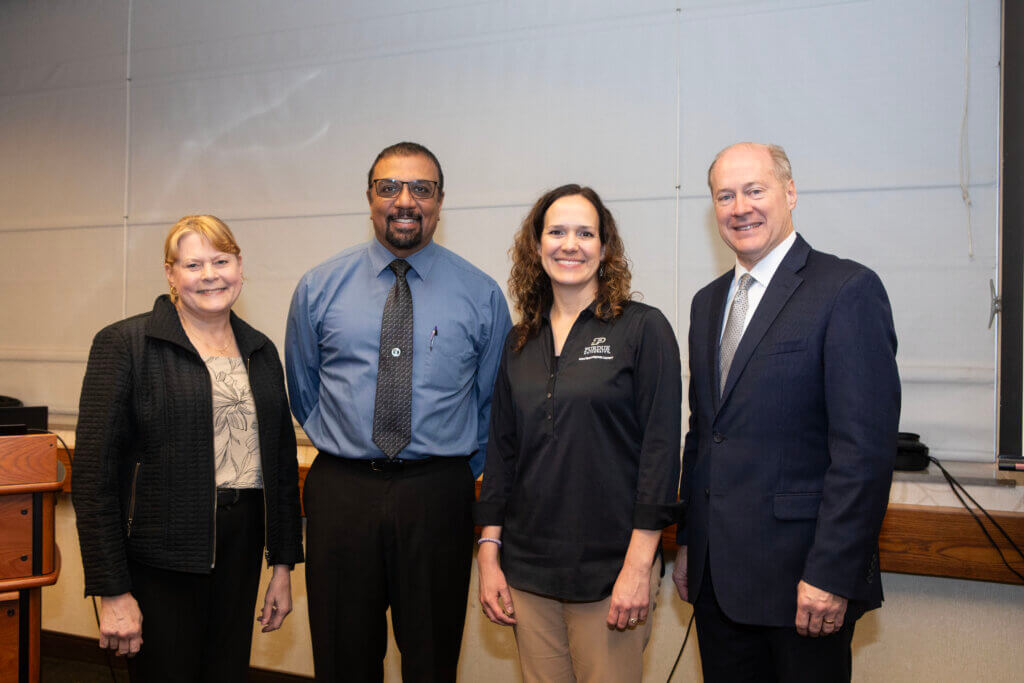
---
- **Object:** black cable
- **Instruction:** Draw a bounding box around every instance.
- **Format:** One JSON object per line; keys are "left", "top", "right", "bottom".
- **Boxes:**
{"left": 928, "top": 456, "right": 1024, "bottom": 582}
{"left": 666, "top": 612, "right": 695, "bottom": 683}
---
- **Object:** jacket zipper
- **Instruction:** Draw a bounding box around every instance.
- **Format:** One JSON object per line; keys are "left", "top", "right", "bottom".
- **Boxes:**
{"left": 207, "top": 359, "right": 218, "bottom": 569}
{"left": 249, "top": 355, "right": 271, "bottom": 563}
{"left": 126, "top": 461, "right": 141, "bottom": 537}
{"left": 211, "top": 472, "right": 218, "bottom": 568}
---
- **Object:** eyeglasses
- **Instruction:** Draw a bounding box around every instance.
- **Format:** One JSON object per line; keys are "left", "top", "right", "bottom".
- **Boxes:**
{"left": 372, "top": 178, "right": 439, "bottom": 199}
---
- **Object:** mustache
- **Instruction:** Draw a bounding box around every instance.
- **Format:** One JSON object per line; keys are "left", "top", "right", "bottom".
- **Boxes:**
{"left": 389, "top": 208, "right": 421, "bottom": 221}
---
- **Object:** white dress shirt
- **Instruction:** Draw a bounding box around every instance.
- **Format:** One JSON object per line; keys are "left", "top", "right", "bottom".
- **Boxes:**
{"left": 719, "top": 231, "right": 798, "bottom": 342}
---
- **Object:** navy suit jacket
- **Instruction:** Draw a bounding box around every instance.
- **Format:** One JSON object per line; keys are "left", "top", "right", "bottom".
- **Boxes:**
{"left": 678, "top": 234, "right": 900, "bottom": 627}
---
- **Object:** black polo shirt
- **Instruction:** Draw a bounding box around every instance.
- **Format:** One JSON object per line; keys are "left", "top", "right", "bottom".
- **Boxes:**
{"left": 476, "top": 300, "right": 682, "bottom": 601}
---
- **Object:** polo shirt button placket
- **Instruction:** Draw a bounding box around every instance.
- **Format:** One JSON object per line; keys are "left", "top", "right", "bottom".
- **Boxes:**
{"left": 546, "top": 373, "right": 556, "bottom": 432}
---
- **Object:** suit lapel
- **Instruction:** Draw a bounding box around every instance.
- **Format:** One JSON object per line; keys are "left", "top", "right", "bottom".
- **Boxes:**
{"left": 718, "top": 235, "right": 810, "bottom": 409}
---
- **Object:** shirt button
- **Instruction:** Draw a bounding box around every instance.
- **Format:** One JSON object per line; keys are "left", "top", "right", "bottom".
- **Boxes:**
{"left": 712, "top": 433, "right": 724, "bottom": 443}
{"left": 547, "top": 414, "right": 552, "bottom": 420}
{"left": 546, "top": 392, "right": 552, "bottom": 398}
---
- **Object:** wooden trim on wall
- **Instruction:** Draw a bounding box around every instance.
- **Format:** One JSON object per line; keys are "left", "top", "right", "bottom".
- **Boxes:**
{"left": 655, "top": 504, "right": 1024, "bottom": 586}
{"left": 60, "top": 447, "right": 1024, "bottom": 585}
{"left": 877, "top": 503, "right": 1024, "bottom": 584}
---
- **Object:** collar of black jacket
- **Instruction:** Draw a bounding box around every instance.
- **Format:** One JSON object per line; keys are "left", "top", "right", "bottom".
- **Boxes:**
{"left": 144, "top": 294, "right": 268, "bottom": 358}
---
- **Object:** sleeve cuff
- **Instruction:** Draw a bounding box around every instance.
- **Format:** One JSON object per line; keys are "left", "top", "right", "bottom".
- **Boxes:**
{"left": 473, "top": 501, "right": 506, "bottom": 526}
{"left": 85, "top": 575, "right": 132, "bottom": 599}
{"left": 632, "top": 501, "right": 683, "bottom": 530}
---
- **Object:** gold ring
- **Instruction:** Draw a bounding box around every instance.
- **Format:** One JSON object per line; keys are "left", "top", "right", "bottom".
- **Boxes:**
{"left": 628, "top": 617, "right": 639, "bottom": 625}
{"left": 823, "top": 618, "right": 835, "bottom": 624}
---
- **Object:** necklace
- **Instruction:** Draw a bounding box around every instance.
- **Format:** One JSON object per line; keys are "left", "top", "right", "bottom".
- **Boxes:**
{"left": 178, "top": 310, "right": 234, "bottom": 355}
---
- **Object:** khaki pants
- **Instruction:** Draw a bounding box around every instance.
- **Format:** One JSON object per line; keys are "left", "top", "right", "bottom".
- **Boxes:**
{"left": 509, "top": 556, "right": 662, "bottom": 683}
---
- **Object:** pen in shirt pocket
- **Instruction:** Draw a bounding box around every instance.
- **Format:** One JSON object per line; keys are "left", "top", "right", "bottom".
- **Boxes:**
{"left": 429, "top": 325, "right": 438, "bottom": 351}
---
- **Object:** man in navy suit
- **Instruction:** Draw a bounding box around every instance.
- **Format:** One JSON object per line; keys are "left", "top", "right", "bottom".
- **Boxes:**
{"left": 673, "top": 142, "right": 900, "bottom": 681}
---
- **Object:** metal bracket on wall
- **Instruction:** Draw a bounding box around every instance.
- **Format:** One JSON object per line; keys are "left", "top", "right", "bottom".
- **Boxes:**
{"left": 989, "top": 279, "right": 1002, "bottom": 329}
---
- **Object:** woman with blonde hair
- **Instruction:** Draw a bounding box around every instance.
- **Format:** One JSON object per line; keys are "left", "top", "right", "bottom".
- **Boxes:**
{"left": 74, "top": 215, "right": 303, "bottom": 682}
{"left": 476, "top": 185, "right": 682, "bottom": 682}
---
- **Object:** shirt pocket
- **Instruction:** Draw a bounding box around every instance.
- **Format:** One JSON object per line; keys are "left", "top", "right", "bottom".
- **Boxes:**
{"left": 773, "top": 492, "right": 823, "bottom": 520}
{"left": 423, "top": 329, "right": 477, "bottom": 391}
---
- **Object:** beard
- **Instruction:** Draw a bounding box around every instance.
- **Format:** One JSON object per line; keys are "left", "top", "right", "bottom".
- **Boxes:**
{"left": 385, "top": 212, "right": 423, "bottom": 250}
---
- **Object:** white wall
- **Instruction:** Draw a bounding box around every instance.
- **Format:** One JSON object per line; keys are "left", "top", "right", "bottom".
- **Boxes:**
{"left": 0, "top": 0, "right": 1002, "bottom": 461}
{"left": 4, "top": 1, "right": 1017, "bottom": 679}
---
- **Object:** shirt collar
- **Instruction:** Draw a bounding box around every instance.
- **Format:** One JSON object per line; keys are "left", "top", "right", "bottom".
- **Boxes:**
{"left": 368, "top": 237, "right": 439, "bottom": 280}
{"left": 732, "top": 230, "right": 797, "bottom": 288}
{"left": 541, "top": 298, "right": 598, "bottom": 322}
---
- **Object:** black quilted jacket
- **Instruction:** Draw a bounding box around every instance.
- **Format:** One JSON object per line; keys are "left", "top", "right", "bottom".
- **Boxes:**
{"left": 73, "top": 295, "right": 304, "bottom": 596}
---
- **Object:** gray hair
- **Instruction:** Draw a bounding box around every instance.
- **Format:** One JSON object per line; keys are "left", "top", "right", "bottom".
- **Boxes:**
{"left": 707, "top": 142, "right": 792, "bottom": 191}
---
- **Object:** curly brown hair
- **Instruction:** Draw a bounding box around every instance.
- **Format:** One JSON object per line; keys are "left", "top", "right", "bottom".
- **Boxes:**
{"left": 508, "top": 184, "right": 632, "bottom": 352}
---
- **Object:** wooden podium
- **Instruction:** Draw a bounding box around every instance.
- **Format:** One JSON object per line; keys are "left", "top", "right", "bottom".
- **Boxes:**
{"left": 0, "top": 433, "right": 63, "bottom": 683}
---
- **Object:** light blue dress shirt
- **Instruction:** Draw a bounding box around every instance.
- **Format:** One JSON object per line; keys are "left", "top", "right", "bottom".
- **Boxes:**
{"left": 285, "top": 238, "right": 512, "bottom": 476}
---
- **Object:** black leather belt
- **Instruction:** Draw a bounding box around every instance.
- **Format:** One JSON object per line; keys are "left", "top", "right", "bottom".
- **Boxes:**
{"left": 328, "top": 454, "right": 471, "bottom": 473}
{"left": 216, "top": 488, "right": 261, "bottom": 506}
{"left": 336, "top": 456, "right": 437, "bottom": 472}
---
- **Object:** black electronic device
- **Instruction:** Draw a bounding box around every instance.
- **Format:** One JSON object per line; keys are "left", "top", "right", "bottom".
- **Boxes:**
{"left": 0, "top": 404, "right": 48, "bottom": 435}
{"left": 895, "top": 432, "right": 929, "bottom": 471}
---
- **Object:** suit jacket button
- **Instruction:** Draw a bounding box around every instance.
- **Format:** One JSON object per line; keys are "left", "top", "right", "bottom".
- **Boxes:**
{"left": 712, "top": 432, "right": 724, "bottom": 443}
{"left": 704, "top": 488, "right": 710, "bottom": 498}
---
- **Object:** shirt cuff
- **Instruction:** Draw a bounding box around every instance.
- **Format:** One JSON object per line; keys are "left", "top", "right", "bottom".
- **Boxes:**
{"left": 632, "top": 501, "right": 682, "bottom": 530}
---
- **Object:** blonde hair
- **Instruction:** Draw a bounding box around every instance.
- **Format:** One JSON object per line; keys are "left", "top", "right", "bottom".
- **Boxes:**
{"left": 163, "top": 215, "right": 241, "bottom": 303}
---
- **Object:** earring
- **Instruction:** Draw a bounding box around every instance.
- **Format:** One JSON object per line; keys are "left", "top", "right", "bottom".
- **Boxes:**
{"left": 599, "top": 264, "right": 605, "bottom": 278}
{"left": 169, "top": 284, "right": 178, "bottom": 301}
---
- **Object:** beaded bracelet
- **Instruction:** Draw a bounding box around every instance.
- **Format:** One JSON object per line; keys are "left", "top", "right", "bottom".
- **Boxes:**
{"left": 477, "top": 537, "right": 502, "bottom": 547}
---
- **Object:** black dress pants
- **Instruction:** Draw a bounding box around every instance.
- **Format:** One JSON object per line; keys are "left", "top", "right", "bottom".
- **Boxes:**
{"left": 303, "top": 454, "right": 475, "bottom": 683}
{"left": 693, "top": 557, "right": 854, "bottom": 683}
{"left": 127, "top": 489, "right": 265, "bottom": 683}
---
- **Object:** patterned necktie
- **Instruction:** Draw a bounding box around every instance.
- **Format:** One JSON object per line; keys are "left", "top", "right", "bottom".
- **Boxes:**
{"left": 719, "top": 273, "right": 753, "bottom": 397}
{"left": 372, "top": 259, "right": 413, "bottom": 458}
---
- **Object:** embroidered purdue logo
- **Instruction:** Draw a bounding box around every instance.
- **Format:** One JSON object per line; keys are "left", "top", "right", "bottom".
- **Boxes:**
{"left": 580, "top": 337, "right": 613, "bottom": 361}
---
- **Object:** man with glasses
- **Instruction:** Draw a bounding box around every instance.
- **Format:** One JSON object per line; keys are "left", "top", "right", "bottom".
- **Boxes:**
{"left": 286, "top": 142, "right": 512, "bottom": 682}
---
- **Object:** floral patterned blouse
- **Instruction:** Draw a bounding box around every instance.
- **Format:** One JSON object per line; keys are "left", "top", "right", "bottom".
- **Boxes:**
{"left": 205, "top": 356, "right": 262, "bottom": 489}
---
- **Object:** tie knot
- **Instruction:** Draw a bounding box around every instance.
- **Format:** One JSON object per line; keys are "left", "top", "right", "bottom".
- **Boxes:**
{"left": 389, "top": 259, "right": 411, "bottom": 279}
{"left": 737, "top": 273, "right": 754, "bottom": 292}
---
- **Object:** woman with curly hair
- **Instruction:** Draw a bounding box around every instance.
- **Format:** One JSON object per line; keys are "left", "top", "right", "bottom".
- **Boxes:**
{"left": 475, "top": 184, "right": 682, "bottom": 682}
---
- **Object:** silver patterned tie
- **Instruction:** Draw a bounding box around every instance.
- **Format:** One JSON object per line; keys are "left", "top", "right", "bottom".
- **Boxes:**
{"left": 372, "top": 259, "right": 413, "bottom": 458}
{"left": 719, "top": 273, "right": 753, "bottom": 397}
